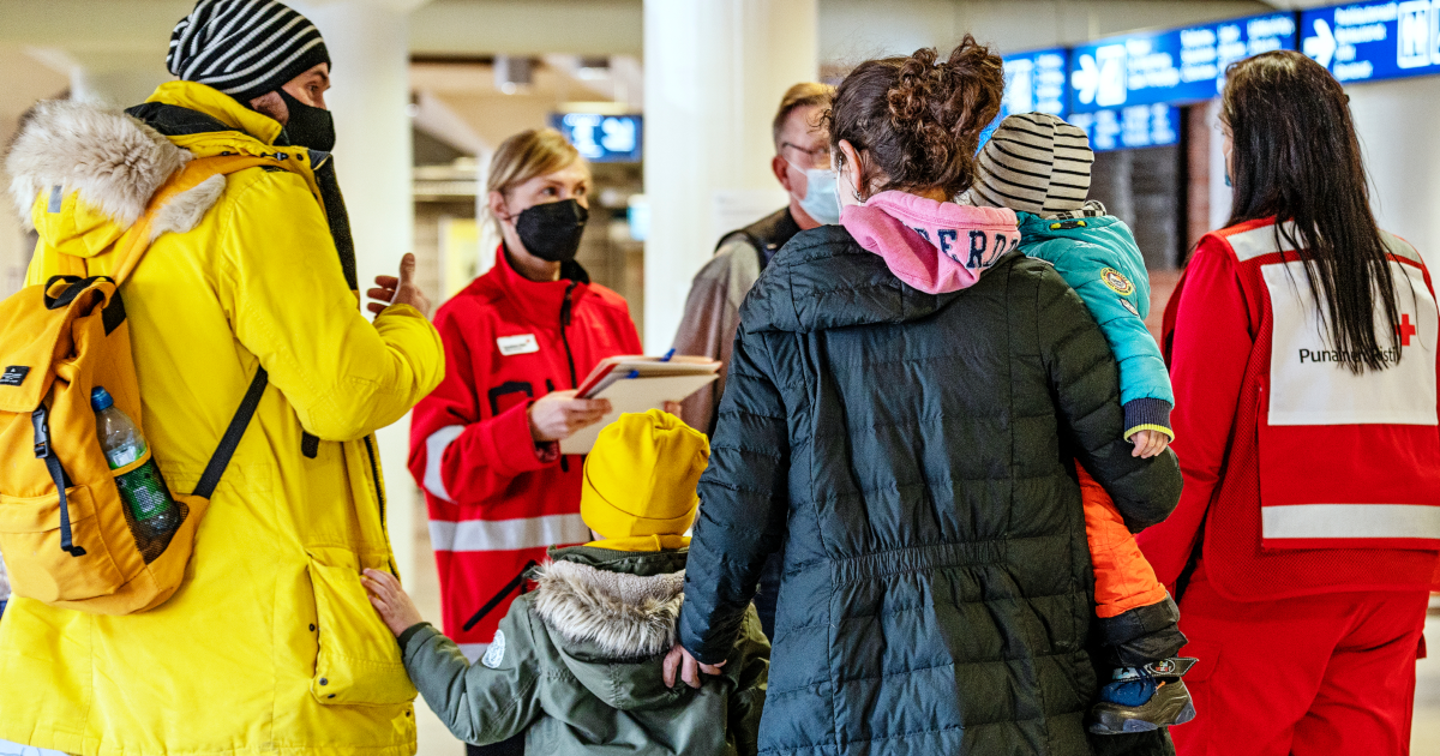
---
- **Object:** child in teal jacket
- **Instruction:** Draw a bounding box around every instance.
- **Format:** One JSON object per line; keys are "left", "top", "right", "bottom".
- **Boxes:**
{"left": 966, "top": 112, "right": 1194, "bottom": 736}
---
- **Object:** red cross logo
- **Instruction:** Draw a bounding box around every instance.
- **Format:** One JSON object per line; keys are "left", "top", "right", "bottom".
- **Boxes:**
{"left": 1396, "top": 313, "right": 1417, "bottom": 347}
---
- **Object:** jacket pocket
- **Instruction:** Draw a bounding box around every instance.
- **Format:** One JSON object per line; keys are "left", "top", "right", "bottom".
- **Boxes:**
{"left": 0, "top": 485, "right": 123, "bottom": 603}
{"left": 306, "top": 550, "right": 418, "bottom": 706}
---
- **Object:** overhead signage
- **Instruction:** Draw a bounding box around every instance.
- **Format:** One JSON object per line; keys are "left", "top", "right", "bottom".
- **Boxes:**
{"left": 1069, "top": 12, "right": 1297, "bottom": 113}
{"left": 1300, "top": 1, "right": 1440, "bottom": 83}
{"left": 980, "top": 48, "right": 1069, "bottom": 151}
{"left": 1068, "top": 104, "right": 1182, "bottom": 152}
{"left": 1003, "top": 48, "right": 1070, "bottom": 118}
{"left": 549, "top": 113, "right": 643, "bottom": 162}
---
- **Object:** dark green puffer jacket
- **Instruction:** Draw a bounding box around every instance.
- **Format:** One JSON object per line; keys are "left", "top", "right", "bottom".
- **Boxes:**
{"left": 403, "top": 546, "right": 770, "bottom": 755}
{"left": 678, "top": 226, "right": 1184, "bottom": 756}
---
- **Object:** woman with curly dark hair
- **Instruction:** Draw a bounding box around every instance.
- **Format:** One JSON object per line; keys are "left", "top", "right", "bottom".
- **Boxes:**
{"left": 668, "top": 37, "right": 1183, "bottom": 755}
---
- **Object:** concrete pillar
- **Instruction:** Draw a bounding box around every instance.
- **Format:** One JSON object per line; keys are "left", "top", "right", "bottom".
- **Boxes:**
{"left": 1202, "top": 99, "right": 1232, "bottom": 237}
{"left": 71, "top": 67, "right": 167, "bottom": 109}
{"left": 21, "top": 48, "right": 168, "bottom": 109}
{"left": 292, "top": 0, "right": 424, "bottom": 581}
{"left": 1347, "top": 75, "right": 1440, "bottom": 273}
{"left": 642, "top": 0, "right": 818, "bottom": 350}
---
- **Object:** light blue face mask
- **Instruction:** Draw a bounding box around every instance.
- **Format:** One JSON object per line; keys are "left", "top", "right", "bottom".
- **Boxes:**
{"left": 790, "top": 162, "right": 841, "bottom": 225}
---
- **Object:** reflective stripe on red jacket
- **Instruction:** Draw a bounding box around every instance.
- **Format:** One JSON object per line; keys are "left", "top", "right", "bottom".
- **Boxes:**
{"left": 1138, "top": 217, "right": 1440, "bottom": 600}
{"left": 408, "top": 249, "right": 642, "bottom": 656}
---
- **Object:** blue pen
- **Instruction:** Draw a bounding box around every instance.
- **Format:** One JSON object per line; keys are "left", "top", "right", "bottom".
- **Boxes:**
{"left": 626, "top": 370, "right": 640, "bottom": 379}
{"left": 661, "top": 348, "right": 676, "bottom": 362}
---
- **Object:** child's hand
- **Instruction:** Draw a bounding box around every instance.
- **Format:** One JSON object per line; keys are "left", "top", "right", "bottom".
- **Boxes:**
{"left": 362, "top": 568, "right": 424, "bottom": 637}
{"left": 1130, "top": 430, "right": 1171, "bottom": 459}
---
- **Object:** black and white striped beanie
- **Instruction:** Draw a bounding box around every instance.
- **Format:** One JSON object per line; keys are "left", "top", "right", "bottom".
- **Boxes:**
{"left": 970, "top": 112, "right": 1093, "bottom": 217}
{"left": 167, "top": 0, "right": 330, "bottom": 104}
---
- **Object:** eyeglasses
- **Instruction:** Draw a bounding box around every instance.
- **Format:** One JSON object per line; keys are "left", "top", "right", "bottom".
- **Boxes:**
{"left": 780, "top": 141, "right": 832, "bottom": 169}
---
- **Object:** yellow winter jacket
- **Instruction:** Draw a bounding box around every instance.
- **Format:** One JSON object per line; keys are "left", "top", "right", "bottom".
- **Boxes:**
{"left": 0, "top": 82, "right": 443, "bottom": 756}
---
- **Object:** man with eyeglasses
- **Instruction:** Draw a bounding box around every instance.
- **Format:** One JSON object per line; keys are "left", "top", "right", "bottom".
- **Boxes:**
{"left": 674, "top": 82, "right": 837, "bottom": 439}
{"left": 671, "top": 82, "right": 835, "bottom": 639}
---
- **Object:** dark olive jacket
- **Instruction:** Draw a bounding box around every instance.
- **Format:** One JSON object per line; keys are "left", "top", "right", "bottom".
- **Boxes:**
{"left": 404, "top": 546, "right": 769, "bottom": 755}
{"left": 678, "top": 226, "right": 1183, "bottom": 756}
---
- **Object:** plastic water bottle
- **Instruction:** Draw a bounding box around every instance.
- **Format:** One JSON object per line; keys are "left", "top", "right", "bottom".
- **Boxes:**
{"left": 92, "top": 387, "right": 181, "bottom": 558}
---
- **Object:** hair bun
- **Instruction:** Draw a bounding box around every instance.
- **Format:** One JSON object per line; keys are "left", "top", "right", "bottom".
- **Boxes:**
{"left": 826, "top": 35, "right": 1004, "bottom": 198}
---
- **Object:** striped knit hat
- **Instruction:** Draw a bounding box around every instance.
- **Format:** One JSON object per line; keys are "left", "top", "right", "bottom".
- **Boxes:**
{"left": 970, "top": 112, "right": 1093, "bottom": 217}
{"left": 167, "top": 0, "right": 330, "bottom": 105}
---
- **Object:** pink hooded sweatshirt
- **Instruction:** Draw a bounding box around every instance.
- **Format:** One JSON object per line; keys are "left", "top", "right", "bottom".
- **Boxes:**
{"left": 840, "top": 190, "right": 1020, "bottom": 294}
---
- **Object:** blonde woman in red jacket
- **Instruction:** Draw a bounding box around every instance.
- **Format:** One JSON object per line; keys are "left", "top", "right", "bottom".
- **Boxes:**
{"left": 1139, "top": 51, "right": 1440, "bottom": 756}
{"left": 408, "top": 129, "right": 643, "bottom": 756}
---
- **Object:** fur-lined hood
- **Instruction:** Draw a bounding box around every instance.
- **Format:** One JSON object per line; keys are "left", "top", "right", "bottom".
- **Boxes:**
{"left": 7, "top": 99, "right": 191, "bottom": 231}
{"left": 526, "top": 557, "right": 688, "bottom": 711}
{"left": 531, "top": 558, "right": 685, "bottom": 659}
{"left": 5, "top": 97, "right": 244, "bottom": 254}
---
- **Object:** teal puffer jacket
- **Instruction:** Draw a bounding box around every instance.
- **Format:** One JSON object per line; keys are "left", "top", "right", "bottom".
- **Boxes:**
{"left": 1017, "top": 211, "right": 1174, "bottom": 439}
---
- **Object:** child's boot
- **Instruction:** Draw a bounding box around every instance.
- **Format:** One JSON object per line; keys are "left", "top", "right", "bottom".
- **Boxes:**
{"left": 1087, "top": 657, "right": 1198, "bottom": 735}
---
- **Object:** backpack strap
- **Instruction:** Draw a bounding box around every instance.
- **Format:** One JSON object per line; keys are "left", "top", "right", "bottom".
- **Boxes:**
{"left": 108, "top": 155, "right": 278, "bottom": 285}
{"left": 192, "top": 367, "right": 269, "bottom": 501}
{"left": 31, "top": 404, "right": 86, "bottom": 557}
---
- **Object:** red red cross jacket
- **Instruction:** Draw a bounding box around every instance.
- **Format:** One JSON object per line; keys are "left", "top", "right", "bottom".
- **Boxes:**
{"left": 408, "top": 249, "right": 642, "bottom": 657}
{"left": 1137, "top": 217, "right": 1440, "bottom": 601}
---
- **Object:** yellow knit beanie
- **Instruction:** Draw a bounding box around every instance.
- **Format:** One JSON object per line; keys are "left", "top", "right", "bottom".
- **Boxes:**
{"left": 580, "top": 409, "right": 710, "bottom": 539}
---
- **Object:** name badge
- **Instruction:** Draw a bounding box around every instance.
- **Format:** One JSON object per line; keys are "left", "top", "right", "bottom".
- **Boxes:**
{"left": 497, "top": 334, "right": 540, "bottom": 356}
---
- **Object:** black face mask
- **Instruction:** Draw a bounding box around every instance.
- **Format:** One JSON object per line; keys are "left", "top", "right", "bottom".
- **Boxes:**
{"left": 277, "top": 88, "right": 336, "bottom": 153}
{"left": 511, "top": 199, "right": 589, "bottom": 262}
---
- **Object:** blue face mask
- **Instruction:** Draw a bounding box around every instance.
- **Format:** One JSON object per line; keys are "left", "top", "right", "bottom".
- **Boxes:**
{"left": 790, "top": 162, "right": 841, "bottom": 225}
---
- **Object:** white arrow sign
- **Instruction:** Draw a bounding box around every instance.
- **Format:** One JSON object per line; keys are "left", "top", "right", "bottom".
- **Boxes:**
{"left": 1303, "top": 18, "right": 1338, "bottom": 68}
{"left": 1072, "top": 54, "right": 1100, "bottom": 105}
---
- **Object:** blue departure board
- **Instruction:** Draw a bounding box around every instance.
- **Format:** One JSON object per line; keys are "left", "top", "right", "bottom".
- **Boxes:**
{"left": 1069, "top": 12, "right": 1297, "bottom": 113}
{"left": 549, "top": 113, "right": 643, "bottom": 162}
{"left": 1068, "top": 104, "right": 1183, "bottom": 152}
{"left": 1003, "top": 48, "right": 1070, "bottom": 118}
{"left": 1301, "top": 1, "right": 1440, "bottom": 83}
{"left": 980, "top": 48, "right": 1071, "bottom": 150}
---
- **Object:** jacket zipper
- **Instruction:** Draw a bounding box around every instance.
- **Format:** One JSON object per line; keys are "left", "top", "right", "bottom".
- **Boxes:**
{"left": 547, "top": 378, "right": 569, "bottom": 473}
{"left": 361, "top": 435, "right": 394, "bottom": 572}
{"left": 559, "top": 280, "right": 579, "bottom": 388}
{"left": 557, "top": 281, "right": 579, "bottom": 473}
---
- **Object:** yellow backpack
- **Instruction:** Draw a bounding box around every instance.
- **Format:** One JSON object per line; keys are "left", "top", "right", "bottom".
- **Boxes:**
{"left": 0, "top": 155, "right": 272, "bottom": 615}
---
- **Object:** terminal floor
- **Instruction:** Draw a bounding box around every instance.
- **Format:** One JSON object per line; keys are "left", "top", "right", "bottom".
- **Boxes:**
{"left": 404, "top": 512, "right": 1440, "bottom": 755}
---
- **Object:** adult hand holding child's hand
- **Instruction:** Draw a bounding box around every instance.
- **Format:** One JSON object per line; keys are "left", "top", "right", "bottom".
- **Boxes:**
{"left": 662, "top": 643, "right": 726, "bottom": 689}
{"left": 362, "top": 568, "right": 424, "bottom": 637}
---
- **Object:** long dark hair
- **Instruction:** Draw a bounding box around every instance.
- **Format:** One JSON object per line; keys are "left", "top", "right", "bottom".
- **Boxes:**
{"left": 825, "top": 36, "right": 1004, "bottom": 199}
{"left": 1223, "top": 50, "right": 1402, "bottom": 373}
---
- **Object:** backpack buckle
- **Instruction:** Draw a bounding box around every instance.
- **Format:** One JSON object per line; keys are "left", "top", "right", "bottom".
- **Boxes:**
{"left": 31, "top": 406, "right": 50, "bottom": 458}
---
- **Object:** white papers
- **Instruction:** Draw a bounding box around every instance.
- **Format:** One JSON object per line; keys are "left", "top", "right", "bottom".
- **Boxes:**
{"left": 559, "top": 373, "right": 719, "bottom": 454}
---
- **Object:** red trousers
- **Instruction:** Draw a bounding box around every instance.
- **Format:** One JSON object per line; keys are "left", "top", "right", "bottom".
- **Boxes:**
{"left": 1172, "top": 562, "right": 1429, "bottom": 756}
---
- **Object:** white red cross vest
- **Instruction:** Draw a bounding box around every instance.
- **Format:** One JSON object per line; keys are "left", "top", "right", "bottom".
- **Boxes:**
{"left": 1226, "top": 219, "right": 1440, "bottom": 550}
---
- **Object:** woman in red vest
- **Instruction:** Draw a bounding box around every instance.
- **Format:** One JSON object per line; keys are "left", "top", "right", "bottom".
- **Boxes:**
{"left": 1140, "top": 50, "right": 1440, "bottom": 756}
{"left": 408, "top": 128, "right": 643, "bottom": 756}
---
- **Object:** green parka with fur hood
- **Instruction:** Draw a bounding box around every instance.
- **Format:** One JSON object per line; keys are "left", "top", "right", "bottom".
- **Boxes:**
{"left": 401, "top": 545, "right": 769, "bottom": 754}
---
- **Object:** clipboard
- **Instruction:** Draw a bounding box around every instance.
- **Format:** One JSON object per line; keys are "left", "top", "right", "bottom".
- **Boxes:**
{"left": 559, "top": 356, "right": 720, "bottom": 454}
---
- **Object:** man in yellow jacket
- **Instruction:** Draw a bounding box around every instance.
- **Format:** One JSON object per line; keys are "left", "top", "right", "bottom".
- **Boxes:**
{"left": 0, "top": 2, "right": 444, "bottom": 754}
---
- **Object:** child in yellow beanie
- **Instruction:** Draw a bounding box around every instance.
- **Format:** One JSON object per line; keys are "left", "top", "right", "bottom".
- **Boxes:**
{"left": 365, "top": 409, "right": 770, "bottom": 755}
